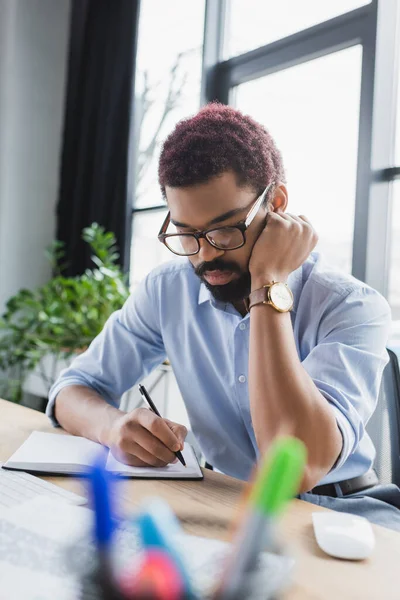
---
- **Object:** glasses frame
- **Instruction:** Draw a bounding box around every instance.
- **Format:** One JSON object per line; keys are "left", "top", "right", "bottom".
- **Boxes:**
{"left": 158, "top": 181, "right": 273, "bottom": 256}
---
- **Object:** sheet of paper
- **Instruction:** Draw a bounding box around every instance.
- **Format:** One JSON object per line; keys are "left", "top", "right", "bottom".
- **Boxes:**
{"left": 0, "top": 563, "right": 79, "bottom": 600}
{"left": 4, "top": 431, "right": 102, "bottom": 471}
{"left": 0, "top": 464, "right": 86, "bottom": 508}
{"left": 105, "top": 442, "right": 202, "bottom": 478}
{"left": 4, "top": 496, "right": 92, "bottom": 542}
{"left": 0, "top": 498, "right": 90, "bottom": 600}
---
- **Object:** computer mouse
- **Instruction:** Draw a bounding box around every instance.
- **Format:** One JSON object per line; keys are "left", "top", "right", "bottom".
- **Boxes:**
{"left": 312, "top": 511, "right": 375, "bottom": 560}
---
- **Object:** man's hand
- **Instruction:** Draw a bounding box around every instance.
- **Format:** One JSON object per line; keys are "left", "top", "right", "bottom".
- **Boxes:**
{"left": 107, "top": 407, "right": 188, "bottom": 467}
{"left": 249, "top": 211, "right": 318, "bottom": 289}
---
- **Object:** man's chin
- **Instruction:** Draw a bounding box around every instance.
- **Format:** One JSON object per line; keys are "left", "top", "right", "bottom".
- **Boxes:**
{"left": 202, "top": 273, "right": 251, "bottom": 303}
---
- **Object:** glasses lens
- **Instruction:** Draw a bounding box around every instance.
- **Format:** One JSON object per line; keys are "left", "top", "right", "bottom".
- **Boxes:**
{"left": 206, "top": 227, "right": 244, "bottom": 250}
{"left": 164, "top": 234, "right": 199, "bottom": 256}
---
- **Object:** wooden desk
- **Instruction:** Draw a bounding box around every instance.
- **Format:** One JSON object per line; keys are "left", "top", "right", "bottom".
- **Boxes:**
{"left": 1, "top": 398, "right": 399, "bottom": 599}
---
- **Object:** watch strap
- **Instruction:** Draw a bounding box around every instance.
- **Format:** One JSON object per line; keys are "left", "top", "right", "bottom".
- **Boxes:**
{"left": 247, "top": 286, "right": 271, "bottom": 310}
{"left": 244, "top": 285, "right": 272, "bottom": 312}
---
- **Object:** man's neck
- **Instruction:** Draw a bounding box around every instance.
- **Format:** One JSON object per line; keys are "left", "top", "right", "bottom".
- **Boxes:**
{"left": 232, "top": 300, "right": 248, "bottom": 318}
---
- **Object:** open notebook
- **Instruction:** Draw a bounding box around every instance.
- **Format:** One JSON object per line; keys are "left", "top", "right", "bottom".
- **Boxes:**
{"left": 3, "top": 431, "right": 203, "bottom": 480}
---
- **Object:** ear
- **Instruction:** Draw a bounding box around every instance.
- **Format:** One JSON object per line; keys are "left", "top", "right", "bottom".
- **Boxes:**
{"left": 267, "top": 183, "right": 288, "bottom": 213}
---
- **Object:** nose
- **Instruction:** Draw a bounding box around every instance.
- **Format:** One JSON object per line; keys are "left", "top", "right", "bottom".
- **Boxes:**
{"left": 197, "top": 237, "right": 225, "bottom": 263}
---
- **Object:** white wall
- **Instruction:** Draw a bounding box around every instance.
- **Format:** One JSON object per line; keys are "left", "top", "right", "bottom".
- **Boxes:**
{"left": 0, "top": 0, "right": 71, "bottom": 311}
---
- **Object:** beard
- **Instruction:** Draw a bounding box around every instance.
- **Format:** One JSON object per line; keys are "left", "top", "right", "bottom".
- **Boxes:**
{"left": 193, "top": 258, "right": 251, "bottom": 303}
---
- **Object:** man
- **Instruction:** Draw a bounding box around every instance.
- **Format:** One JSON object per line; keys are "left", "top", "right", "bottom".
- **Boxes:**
{"left": 47, "top": 103, "right": 400, "bottom": 529}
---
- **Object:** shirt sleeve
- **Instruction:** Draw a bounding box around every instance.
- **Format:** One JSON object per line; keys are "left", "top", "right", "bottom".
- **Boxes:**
{"left": 301, "top": 286, "right": 391, "bottom": 472}
{"left": 46, "top": 273, "right": 166, "bottom": 425}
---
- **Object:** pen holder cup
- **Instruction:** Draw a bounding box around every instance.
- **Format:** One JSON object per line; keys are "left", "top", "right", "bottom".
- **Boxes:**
{"left": 65, "top": 522, "right": 294, "bottom": 600}
{"left": 215, "top": 544, "right": 294, "bottom": 600}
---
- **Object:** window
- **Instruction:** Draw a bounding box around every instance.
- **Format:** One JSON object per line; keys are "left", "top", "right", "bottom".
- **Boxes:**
{"left": 389, "top": 30, "right": 400, "bottom": 323}
{"left": 234, "top": 46, "right": 362, "bottom": 273}
{"left": 389, "top": 182, "right": 400, "bottom": 321}
{"left": 395, "top": 63, "right": 400, "bottom": 164}
{"left": 224, "top": 0, "right": 371, "bottom": 58}
{"left": 129, "top": 0, "right": 399, "bottom": 319}
{"left": 130, "top": 210, "right": 169, "bottom": 290}
{"left": 130, "top": 0, "right": 205, "bottom": 288}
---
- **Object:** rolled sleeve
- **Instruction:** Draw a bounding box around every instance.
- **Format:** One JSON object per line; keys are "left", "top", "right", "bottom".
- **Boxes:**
{"left": 301, "top": 286, "right": 391, "bottom": 474}
{"left": 46, "top": 273, "right": 166, "bottom": 425}
{"left": 329, "top": 404, "right": 356, "bottom": 471}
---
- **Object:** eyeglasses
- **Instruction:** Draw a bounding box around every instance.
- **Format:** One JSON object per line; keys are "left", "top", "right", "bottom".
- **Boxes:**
{"left": 158, "top": 182, "right": 273, "bottom": 257}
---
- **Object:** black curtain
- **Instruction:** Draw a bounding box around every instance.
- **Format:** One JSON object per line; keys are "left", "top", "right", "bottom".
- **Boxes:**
{"left": 56, "top": 0, "right": 140, "bottom": 276}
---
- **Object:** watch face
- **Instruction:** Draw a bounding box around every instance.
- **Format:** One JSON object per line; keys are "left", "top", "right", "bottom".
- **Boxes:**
{"left": 269, "top": 282, "right": 293, "bottom": 311}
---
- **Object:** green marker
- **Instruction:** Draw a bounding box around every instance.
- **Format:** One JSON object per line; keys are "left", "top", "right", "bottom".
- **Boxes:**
{"left": 217, "top": 437, "right": 307, "bottom": 600}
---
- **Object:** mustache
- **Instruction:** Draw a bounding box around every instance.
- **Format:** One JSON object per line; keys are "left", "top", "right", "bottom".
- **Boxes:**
{"left": 194, "top": 259, "right": 241, "bottom": 278}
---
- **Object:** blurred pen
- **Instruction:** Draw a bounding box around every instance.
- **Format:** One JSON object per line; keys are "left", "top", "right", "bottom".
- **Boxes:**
{"left": 88, "top": 453, "right": 124, "bottom": 600}
{"left": 120, "top": 549, "right": 184, "bottom": 600}
{"left": 138, "top": 384, "right": 186, "bottom": 467}
{"left": 217, "top": 437, "right": 307, "bottom": 600}
{"left": 136, "top": 498, "right": 196, "bottom": 598}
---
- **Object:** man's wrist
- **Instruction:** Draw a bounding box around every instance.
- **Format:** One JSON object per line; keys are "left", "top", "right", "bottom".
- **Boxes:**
{"left": 98, "top": 404, "right": 125, "bottom": 447}
{"left": 250, "top": 273, "right": 288, "bottom": 292}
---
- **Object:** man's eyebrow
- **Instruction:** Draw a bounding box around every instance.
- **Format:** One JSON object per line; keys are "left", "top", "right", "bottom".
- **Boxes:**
{"left": 171, "top": 207, "right": 246, "bottom": 229}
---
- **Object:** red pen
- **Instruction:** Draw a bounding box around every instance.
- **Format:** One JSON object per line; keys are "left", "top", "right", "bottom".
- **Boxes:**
{"left": 120, "top": 549, "right": 184, "bottom": 600}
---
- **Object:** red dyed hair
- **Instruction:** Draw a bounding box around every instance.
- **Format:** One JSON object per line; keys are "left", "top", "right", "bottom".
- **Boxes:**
{"left": 158, "top": 102, "right": 285, "bottom": 198}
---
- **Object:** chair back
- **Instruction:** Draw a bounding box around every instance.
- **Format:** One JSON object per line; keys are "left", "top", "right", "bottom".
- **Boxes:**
{"left": 367, "top": 349, "right": 400, "bottom": 486}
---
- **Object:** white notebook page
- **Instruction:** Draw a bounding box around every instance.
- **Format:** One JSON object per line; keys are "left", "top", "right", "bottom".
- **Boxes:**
{"left": 5, "top": 431, "right": 101, "bottom": 469}
{"left": 105, "top": 442, "right": 202, "bottom": 478}
{"left": 5, "top": 432, "right": 202, "bottom": 478}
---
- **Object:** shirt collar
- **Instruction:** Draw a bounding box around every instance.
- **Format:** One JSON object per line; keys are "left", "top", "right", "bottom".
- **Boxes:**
{"left": 198, "top": 266, "right": 303, "bottom": 313}
{"left": 198, "top": 282, "right": 213, "bottom": 305}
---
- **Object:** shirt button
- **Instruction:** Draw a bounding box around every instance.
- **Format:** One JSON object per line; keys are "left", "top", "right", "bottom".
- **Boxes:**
{"left": 239, "top": 323, "right": 246, "bottom": 330}
{"left": 238, "top": 375, "right": 246, "bottom": 383}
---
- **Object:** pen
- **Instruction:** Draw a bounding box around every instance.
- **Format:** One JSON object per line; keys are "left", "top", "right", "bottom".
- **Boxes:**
{"left": 217, "top": 437, "right": 307, "bottom": 600}
{"left": 88, "top": 452, "right": 124, "bottom": 600}
{"left": 135, "top": 498, "right": 196, "bottom": 598}
{"left": 138, "top": 383, "right": 186, "bottom": 467}
{"left": 120, "top": 549, "right": 184, "bottom": 600}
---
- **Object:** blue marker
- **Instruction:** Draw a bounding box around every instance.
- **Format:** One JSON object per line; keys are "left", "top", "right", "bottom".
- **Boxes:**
{"left": 88, "top": 451, "right": 123, "bottom": 600}
{"left": 136, "top": 498, "right": 197, "bottom": 599}
{"left": 90, "top": 452, "right": 115, "bottom": 545}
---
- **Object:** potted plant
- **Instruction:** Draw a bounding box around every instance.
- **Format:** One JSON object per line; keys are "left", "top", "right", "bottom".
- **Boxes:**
{"left": 0, "top": 223, "right": 129, "bottom": 405}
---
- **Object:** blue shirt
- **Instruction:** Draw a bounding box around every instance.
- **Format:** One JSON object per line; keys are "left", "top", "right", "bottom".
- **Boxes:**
{"left": 47, "top": 252, "right": 391, "bottom": 484}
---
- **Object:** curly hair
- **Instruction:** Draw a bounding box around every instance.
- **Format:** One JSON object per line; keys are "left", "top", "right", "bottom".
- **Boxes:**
{"left": 158, "top": 102, "right": 285, "bottom": 199}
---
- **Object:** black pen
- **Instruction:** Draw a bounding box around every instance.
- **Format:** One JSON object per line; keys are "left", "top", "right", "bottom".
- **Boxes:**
{"left": 138, "top": 384, "right": 186, "bottom": 467}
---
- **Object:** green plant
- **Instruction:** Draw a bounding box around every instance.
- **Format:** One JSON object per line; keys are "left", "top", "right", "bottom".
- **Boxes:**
{"left": 0, "top": 223, "right": 129, "bottom": 402}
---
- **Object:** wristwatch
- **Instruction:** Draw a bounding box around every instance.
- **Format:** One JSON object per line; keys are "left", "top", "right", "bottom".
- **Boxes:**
{"left": 245, "top": 282, "right": 294, "bottom": 313}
